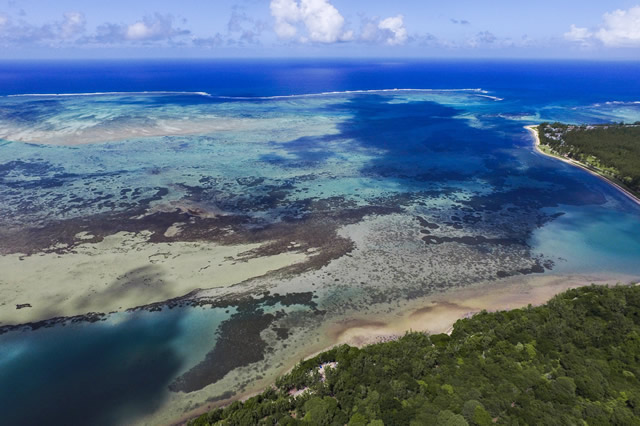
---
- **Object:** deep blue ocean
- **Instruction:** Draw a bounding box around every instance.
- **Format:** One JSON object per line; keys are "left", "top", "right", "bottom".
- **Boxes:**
{"left": 1, "top": 59, "right": 640, "bottom": 104}
{"left": 1, "top": 60, "right": 640, "bottom": 425}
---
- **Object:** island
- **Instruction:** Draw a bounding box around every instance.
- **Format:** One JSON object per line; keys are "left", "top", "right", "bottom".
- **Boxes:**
{"left": 527, "top": 123, "right": 640, "bottom": 202}
{"left": 190, "top": 284, "right": 640, "bottom": 425}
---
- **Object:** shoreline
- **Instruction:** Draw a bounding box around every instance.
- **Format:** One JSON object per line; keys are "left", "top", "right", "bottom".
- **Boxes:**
{"left": 323, "top": 272, "right": 638, "bottom": 347}
{"left": 176, "top": 272, "right": 640, "bottom": 425}
{"left": 525, "top": 125, "right": 640, "bottom": 207}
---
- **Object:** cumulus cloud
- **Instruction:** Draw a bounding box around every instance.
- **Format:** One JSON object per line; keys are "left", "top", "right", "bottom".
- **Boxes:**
{"left": 227, "top": 5, "right": 267, "bottom": 45}
{"left": 360, "top": 14, "right": 408, "bottom": 45}
{"left": 59, "top": 12, "right": 86, "bottom": 39}
{"left": 475, "top": 31, "right": 496, "bottom": 43}
{"left": 378, "top": 15, "right": 408, "bottom": 45}
{"left": 90, "top": 13, "right": 190, "bottom": 44}
{"left": 413, "top": 33, "right": 439, "bottom": 47}
{"left": 564, "top": 24, "right": 592, "bottom": 44}
{"left": 270, "top": 0, "right": 300, "bottom": 38}
{"left": 0, "top": 11, "right": 86, "bottom": 45}
{"left": 467, "top": 31, "right": 496, "bottom": 47}
{"left": 565, "top": 6, "right": 640, "bottom": 47}
{"left": 192, "top": 34, "right": 224, "bottom": 48}
{"left": 190, "top": 6, "right": 268, "bottom": 48}
{"left": 596, "top": 6, "right": 640, "bottom": 46}
{"left": 269, "top": 0, "right": 354, "bottom": 43}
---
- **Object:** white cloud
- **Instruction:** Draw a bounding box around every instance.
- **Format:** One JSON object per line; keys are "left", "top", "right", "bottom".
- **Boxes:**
{"left": 564, "top": 24, "right": 592, "bottom": 43}
{"left": 596, "top": 6, "right": 640, "bottom": 47}
{"left": 378, "top": 15, "right": 407, "bottom": 45}
{"left": 59, "top": 12, "right": 85, "bottom": 39}
{"left": 359, "top": 14, "right": 408, "bottom": 46}
{"left": 227, "top": 5, "right": 267, "bottom": 45}
{"left": 192, "top": 34, "right": 224, "bottom": 48}
{"left": 300, "top": 0, "right": 352, "bottom": 42}
{"left": 269, "top": 0, "right": 353, "bottom": 43}
{"left": 91, "top": 14, "right": 190, "bottom": 44}
{"left": 474, "top": 31, "right": 496, "bottom": 44}
{"left": 565, "top": 6, "right": 640, "bottom": 47}
{"left": 125, "top": 14, "right": 182, "bottom": 41}
{"left": 463, "top": 31, "right": 497, "bottom": 48}
{"left": 126, "top": 22, "right": 153, "bottom": 40}
{"left": 0, "top": 12, "right": 86, "bottom": 45}
{"left": 360, "top": 17, "right": 378, "bottom": 42}
{"left": 270, "top": 0, "right": 301, "bottom": 39}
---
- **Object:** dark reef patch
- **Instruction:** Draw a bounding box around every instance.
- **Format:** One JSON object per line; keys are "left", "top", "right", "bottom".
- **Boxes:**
{"left": 496, "top": 257, "right": 555, "bottom": 279}
{"left": 0, "top": 186, "right": 171, "bottom": 256}
{"left": 168, "top": 291, "right": 320, "bottom": 393}
{"left": 416, "top": 216, "right": 440, "bottom": 229}
{"left": 273, "top": 327, "right": 290, "bottom": 340}
{"left": 168, "top": 308, "right": 281, "bottom": 393}
{"left": 421, "top": 235, "right": 523, "bottom": 246}
{"left": 0, "top": 175, "right": 405, "bottom": 278}
{"left": 0, "top": 311, "right": 109, "bottom": 335}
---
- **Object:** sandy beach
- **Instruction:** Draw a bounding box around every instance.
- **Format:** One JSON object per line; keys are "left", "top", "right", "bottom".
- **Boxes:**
{"left": 326, "top": 272, "right": 638, "bottom": 347}
{"left": 525, "top": 125, "right": 640, "bottom": 206}
{"left": 168, "top": 271, "right": 639, "bottom": 426}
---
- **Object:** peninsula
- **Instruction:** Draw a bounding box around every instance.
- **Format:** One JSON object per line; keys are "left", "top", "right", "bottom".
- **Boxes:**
{"left": 526, "top": 123, "right": 640, "bottom": 204}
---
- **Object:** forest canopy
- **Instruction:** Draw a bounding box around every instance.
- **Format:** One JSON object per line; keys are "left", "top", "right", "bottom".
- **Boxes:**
{"left": 191, "top": 284, "right": 640, "bottom": 425}
{"left": 538, "top": 123, "right": 640, "bottom": 196}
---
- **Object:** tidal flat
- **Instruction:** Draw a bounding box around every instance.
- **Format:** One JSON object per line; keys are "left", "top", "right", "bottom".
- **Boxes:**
{"left": 1, "top": 87, "right": 640, "bottom": 425}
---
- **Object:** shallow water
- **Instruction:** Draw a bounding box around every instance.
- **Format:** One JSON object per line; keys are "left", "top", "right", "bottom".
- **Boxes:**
{"left": 1, "top": 60, "right": 640, "bottom": 425}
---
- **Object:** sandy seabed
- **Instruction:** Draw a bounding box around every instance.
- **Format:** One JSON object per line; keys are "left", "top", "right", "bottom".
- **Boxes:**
{"left": 0, "top": 231, "right": 308, "bottom": 325}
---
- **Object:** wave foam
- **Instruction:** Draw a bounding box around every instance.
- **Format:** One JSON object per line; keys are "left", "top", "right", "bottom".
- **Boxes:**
{"left": 216, "top": 88, "right": 493, "bottom": 100}
{"left": 586, "top": 101, "right": 640, "bottom": 108}
{"left": 6, "top": 91, "right": 213, "bottom": 98}
{"left": 4, "top": 88, "right": 502, "bottom": 101}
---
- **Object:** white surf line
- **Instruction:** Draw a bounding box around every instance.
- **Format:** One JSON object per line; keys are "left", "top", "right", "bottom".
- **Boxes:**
{"left": 602, "top": 101, "right": 640, "bottom": 106}
{"left": 476, "top": 94, "right": 504, "bottom": 101}
{"left": 6, "top": 91, "right": 213, "bottom": 98}
{"left": 5, "top": 88, "right": 503, "bottom": 101}
{"left": 216, "top": 88, "right": 493, "bottom": 100}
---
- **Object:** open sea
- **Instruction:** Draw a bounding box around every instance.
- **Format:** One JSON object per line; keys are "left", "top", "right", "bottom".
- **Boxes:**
{"left": 1, "top": 59, "right": 640, "bottom": 425}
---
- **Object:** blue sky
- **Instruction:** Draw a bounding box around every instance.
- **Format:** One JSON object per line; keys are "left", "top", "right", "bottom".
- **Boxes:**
{"left": 1, "top": 0, "right": 639, "bottom": 59}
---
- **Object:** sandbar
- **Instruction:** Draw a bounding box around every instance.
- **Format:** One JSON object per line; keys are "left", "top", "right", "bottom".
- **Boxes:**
{"left": 0, "top": 231, "right": 308, "bottom": 325}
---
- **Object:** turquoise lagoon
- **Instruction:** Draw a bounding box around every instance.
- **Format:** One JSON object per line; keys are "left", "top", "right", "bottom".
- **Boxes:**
{"left": 1, "top": 61, "right": 640, "bottom": 424}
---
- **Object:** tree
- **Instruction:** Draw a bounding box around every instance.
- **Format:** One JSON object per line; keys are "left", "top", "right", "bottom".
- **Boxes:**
{"left": 436, "top": 410, "right": 469, "bottom": 426}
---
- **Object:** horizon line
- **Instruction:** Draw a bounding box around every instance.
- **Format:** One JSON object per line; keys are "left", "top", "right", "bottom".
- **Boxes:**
{"left": 1, "top": 57, "right": 640, "bottom": 62}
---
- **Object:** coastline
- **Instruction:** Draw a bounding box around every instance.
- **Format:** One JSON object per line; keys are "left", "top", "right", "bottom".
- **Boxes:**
{"left": 175, "top": 272, "right": 640, "bottom": 425}
{"left": 525, "top": 125, "right": 640, "bottom": 206}
{"left": 322, "top": 272, "right": 638, "bottom": 347}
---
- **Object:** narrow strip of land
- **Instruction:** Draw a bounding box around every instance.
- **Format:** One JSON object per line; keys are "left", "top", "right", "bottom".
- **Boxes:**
{"left": 525, "top": 125, "right": 640, "bottom": 206}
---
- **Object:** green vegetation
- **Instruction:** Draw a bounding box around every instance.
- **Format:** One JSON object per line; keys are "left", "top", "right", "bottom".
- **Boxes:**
{"left": 537, "top": 123, "right": 640, "bottom": 196}
{"left": 191, "top": 285, "right": 640, "bottom": 425}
